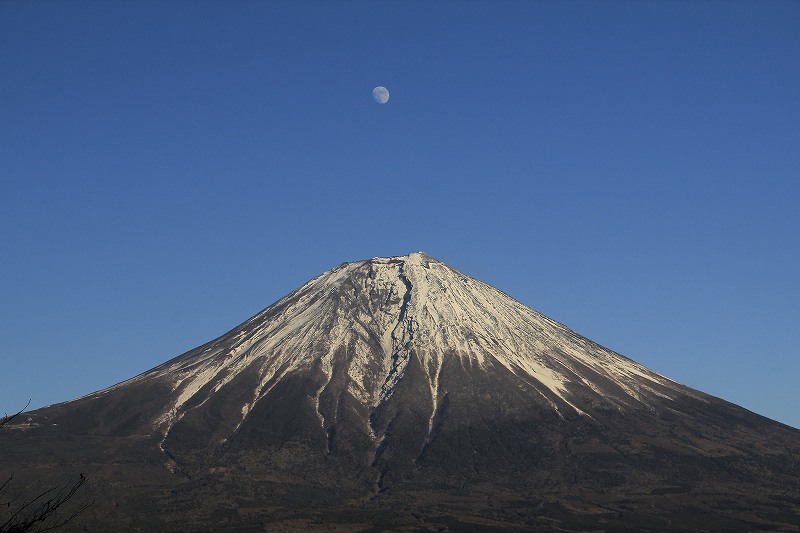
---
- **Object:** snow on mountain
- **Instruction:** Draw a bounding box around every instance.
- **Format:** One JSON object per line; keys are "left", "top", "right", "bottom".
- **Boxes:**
{"left": 80, "top": 252, "right": 698, "bottom": 449}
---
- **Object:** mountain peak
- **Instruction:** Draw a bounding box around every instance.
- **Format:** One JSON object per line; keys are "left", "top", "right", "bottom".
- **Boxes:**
{"left": 406, "top": 250, "right": 435, "bottom": 261}
{"left": 89, "top": 251, "right": 691, "bottom": 448}
{"left": 5, "top": 252, "right": 800, "bottom": 530}
{"left": 369, "top": 250, "right": 437, "bottom": 264}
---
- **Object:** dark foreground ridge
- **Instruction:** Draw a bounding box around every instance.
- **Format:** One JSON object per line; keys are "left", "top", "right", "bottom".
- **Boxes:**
{"left": 2, "top": 252, "right": 799, "bottom": 531}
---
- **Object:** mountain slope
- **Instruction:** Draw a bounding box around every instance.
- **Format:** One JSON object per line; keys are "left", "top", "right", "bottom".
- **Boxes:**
{"left": 2, "top": 252, "right": 799, "bottom": 531}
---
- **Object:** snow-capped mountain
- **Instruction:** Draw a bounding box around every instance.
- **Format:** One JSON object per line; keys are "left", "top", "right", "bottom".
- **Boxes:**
{"left": 3, "top": 252, "right": 799, "bottom": 531}
{"left": 86, "top": 252, "right": 696, "bottom": 447}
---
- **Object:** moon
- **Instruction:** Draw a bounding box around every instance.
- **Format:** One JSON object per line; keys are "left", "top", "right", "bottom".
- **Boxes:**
{"left": 372, "top": 86, "right": 389, "bottom": 104}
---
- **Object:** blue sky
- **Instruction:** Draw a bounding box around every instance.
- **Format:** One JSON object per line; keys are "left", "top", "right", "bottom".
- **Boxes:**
{"left": 1, "top": 1, "right": 798, "bottom": 428}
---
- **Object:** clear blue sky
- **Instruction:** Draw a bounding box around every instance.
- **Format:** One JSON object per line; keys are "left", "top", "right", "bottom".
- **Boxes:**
{"left": 1, "top": 1, "right": 798, "bottom": 428}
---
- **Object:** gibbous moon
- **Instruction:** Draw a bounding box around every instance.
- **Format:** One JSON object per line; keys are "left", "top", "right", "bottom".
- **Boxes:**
{"left": 372, "top": 86, "right": 389, "bottom": 104}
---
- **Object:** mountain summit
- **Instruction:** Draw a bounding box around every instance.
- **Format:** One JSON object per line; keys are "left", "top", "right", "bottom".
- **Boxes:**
{"left": 97, "top": 251, "right": 693, "bottom": 449}
{"left": 3, "top": 252, "right": 799, "bottom": 531}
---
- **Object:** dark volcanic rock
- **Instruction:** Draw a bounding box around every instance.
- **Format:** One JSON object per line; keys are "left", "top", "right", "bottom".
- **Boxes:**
{"left": 2, "top": 252, "right": 799, "bottom": 531}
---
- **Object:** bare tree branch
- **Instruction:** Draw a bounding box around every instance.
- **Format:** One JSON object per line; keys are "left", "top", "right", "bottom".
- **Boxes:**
{"left": 1, "top": 403, "right": 91, "bottom": 532}
{"left": 0, "top": 401, "right": 30, "bottom": 431}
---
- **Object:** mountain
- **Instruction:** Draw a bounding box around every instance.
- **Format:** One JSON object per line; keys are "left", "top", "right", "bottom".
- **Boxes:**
{"left": 2, "top": 252, "right": 799, "bottom": 531}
